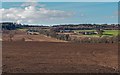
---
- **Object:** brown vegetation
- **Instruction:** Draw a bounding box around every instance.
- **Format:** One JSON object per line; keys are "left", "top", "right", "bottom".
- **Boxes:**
{"left": 2, "top": 30, "right": 67, "bottom": 42}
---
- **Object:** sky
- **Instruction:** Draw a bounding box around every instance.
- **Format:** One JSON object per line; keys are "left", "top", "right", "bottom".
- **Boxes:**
{"left": 1, "top": 0, "right": 120, "bottom": 2}
{"left": 0, "top": 1, "right": 118, "bottom": 25}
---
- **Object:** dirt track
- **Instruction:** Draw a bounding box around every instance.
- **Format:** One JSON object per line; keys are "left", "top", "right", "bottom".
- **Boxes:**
{"left": 2, "top": 41, "right": 118, "bottom": 73}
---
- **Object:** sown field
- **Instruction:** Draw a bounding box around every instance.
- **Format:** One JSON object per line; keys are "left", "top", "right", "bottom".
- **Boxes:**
{"left": 74, "top": 30, "right": 119, "bottom": 37}
{"left": 2, "top": 30, "right": 119, "bottom": 73}
{"left": 2, "top": 41, "right": 118, "bottom": 73}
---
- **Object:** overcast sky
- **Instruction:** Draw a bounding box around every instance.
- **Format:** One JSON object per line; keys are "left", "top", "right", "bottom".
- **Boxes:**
{"left": 1, "top": 1, "right": 118, "bottom": 25}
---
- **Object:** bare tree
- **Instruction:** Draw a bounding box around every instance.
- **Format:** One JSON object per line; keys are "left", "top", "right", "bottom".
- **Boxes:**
{"left": 9, "top": 31, "right": 15, "bottom": 41}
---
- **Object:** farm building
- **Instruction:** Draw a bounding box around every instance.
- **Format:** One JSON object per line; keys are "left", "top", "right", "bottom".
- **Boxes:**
{"left": 27, "top": 30, "right": 39, "bottom": 35}
{"left": 60, "top": 30, "right": 74, "bottom": 33}
{"left": 79, "top": 31, "right": 98, "bottom": 35}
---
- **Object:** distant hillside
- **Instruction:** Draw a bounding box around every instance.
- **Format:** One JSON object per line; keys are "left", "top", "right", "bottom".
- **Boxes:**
{"left": 0, "top": 22, "right": 119, "bottom": 30}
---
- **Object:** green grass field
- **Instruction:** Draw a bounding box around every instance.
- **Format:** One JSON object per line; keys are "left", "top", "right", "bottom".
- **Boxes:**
{"left": 103, "top": 30, "right": 119, "bottom": 36}
{"left": 74, "top": 30, "right": 119, "bottom": 37}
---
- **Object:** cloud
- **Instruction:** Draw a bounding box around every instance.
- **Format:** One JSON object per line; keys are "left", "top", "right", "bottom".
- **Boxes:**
{"left": 26, "top": 0, "right": 38, "bottom": 2}
{"left": 104, "top": 11, "right": 118, "bottom": 19}
{"left": 21, "top": 3, "right": 46, "bottom": 7}
{"left": 21, "top": 0, "right": 45, "bottom": 7}
{"left": 1, "top": 2, "right": 74, "bottom": 24}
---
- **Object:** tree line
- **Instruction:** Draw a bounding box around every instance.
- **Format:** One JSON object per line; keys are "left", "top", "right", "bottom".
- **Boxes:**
{"left": 38, "top": 29, "right": 119, "bottom": 43}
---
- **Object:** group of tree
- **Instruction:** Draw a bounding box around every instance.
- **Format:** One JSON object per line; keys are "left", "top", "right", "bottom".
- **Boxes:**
{"left": 38, "top": 29, "right": 119, "bottom": 43}
{"left": 39, "top": 29, "right": 70, "bottom": 41}
{"left": 1, "top": 22, "right": 23, "bottom": 30}
{"left": 52, "top": 24, "right": 118, "bottom": 30}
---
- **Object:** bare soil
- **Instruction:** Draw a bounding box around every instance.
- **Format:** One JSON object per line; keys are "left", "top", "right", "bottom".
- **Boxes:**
{"left": 2, "top": 41, "right": 118, "bottom": 73}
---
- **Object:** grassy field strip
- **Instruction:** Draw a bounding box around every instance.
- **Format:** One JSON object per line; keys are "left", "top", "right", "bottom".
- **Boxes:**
{"left": 103, "top": 30, "right": 119, "bottom": 36}
{"left": 74, "top": 30, "right": 119, "bottom": 37}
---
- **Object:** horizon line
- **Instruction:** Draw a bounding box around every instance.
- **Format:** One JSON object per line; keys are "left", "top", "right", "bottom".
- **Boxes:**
{"left": 0, "top": 21, "right": 118, "bottom": 26}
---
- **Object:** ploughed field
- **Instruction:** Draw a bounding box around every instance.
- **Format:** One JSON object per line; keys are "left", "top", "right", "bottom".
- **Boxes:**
{"left": 2, "top": 41, "right": 118, "bottom": 73}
